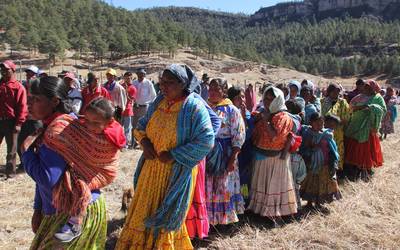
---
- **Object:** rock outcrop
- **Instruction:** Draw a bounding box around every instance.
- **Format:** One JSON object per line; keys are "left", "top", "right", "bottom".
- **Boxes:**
{"left": 250, "top": 0, "right": 400, "bottom": 23}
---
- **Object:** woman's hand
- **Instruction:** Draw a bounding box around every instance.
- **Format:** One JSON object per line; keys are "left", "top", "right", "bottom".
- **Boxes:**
{"left": 20, "top": 128, "right": 44, "bottom": 154}
{"left": 158, "top": 151, "right": 174, "bottom": 164}
{"left": 31, "top": 209, "right": 42, "bottom": 233}
{"left": 227, "top": 147, "right": 241, "bottom": 172}
{"left": 227, "top": 155, "right": 237, "bottom": 172}
{"left": 141, "top": 138, "right": 157, "bottom": 160}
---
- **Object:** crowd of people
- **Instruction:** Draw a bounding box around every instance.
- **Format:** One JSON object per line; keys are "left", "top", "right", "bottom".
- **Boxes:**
{"left": 0, "top": 59, "right": 397, "bottom": 249}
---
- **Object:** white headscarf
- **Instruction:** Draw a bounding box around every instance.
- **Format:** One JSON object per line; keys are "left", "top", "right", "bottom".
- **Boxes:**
{"left": 263, "top": 86, "right": 287, "bottom": 114}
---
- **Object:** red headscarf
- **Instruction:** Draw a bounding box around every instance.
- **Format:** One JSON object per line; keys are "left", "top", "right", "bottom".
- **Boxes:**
{"left": 366, "top": 80, "right": 381, "bottom": 94}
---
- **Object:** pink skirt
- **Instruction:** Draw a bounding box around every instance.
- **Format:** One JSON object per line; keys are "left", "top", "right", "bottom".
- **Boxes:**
{"left": 186, "top": 159, "right": 209, "bottom": 239}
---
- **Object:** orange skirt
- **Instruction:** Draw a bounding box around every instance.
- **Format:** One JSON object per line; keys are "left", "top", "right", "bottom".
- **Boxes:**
{"left": 345, "top": 133, "right": 383, "bottom": 170}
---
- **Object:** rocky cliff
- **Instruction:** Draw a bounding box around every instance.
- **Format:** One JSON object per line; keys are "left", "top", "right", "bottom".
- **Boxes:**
{"left": 250, "top": 0, "right": 400, "bottom": 23}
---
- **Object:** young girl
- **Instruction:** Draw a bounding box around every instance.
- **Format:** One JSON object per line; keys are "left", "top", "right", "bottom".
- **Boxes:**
{"left": 300, "top": 112, "right": 341, "bottom": 208}
{"left": 286, "top": 99, "right": 307, "bottom": 210}
{"left": 53, "top": 97, "right": 126, "bottom": 242}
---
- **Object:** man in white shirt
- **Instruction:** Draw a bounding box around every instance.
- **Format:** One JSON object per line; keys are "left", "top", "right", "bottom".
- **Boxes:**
{"left": 104, "top": 68, "right": 127, "bottom": 123}
{"left": 132, "top": 68, "right": 156, "bottom": 124}
{"left": 132, "top": 68, "right": 156, "bottom": 147}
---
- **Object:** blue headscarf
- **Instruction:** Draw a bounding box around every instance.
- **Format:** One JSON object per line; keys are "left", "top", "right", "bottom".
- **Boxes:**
{"left": 164, "top": 64, "right": 201, "bottom": 95}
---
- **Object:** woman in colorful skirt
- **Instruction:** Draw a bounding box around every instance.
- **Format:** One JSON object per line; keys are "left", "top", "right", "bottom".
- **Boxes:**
{"left": 248, "top": 86, "right": 297, "bottom": 225}
{"left": 227, "top": 86, "right": 255, "bottom": 206}
{"left": 21, "top": 77, "right": 108, "bottom": 250}
{"left": 380, "top": 87, "right": 397, "bottom": 140}
{"left": 345, "top": 80, "right": 386, "bottom": 181}
{"left": 300, "top": 113, "right": 342, "bottom": 207}
{"left": 206, "top": 78, "right": 246, "bottom": 225}
{"left": 116, "top": 64, "right": 214, "bottom": 249}
{"left": 321, "top": 83, "right": 351, "bottom": 175}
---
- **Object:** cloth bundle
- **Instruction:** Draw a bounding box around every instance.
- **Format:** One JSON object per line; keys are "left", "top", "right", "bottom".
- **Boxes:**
{"left": 44, "top": 114, "right": 122, "bottom": 217}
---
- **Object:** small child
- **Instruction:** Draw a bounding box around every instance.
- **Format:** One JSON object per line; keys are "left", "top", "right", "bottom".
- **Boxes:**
{"left": 324, "top": 114, "right": 341, "bottom": 132}
{"left": 54, "top": 97, "right": 126, "bottom": 242}
{"left": 285, "top": 99, "right": 307, "bottom": 210}
{"left": 299, "top": 112, "right": 341, "bottom": 208}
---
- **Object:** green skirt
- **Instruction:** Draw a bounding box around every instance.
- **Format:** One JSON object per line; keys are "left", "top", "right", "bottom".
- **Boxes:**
{"left": 30, "top": 194, "right": 107, "bottom": 250}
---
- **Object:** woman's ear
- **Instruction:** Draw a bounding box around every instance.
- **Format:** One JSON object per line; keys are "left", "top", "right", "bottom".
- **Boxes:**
{"left": 51, "top": 97, "right": 60, "bottom": 110}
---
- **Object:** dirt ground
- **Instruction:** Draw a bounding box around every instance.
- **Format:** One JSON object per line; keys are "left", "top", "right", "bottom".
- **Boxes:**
{"left": 1, "top": 118, "right": 400, "bottom": 249}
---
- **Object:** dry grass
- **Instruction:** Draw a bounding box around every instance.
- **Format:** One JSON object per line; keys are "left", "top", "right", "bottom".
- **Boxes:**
{"left": 1, "top": 125, "right": 400, "bottom": 249}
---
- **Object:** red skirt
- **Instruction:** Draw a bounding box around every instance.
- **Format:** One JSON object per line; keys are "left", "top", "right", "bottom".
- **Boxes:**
{"left": 345, "top": 133, "right": 383, "bottom": 170}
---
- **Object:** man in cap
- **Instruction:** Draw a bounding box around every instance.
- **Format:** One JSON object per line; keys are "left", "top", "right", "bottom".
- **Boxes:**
{"left": 132, "top": 68, "right": 156, "bottom": 128}
{"left": 37, "top": 69, "right": 48, "bottom": 78}
{"left": 81, "top": 72, "right": 111, "bottom": 114}
{"left": 200, "top": 73, "right": 210, "bottom": 101}
{"left": 64, "top": 72, "right": 82, "bottom": 114}
{"left": 0, "top": 60, "right": 28, "bottom": 178}
{"left": 22, "top": 65, "right": 39, "bottom": 93}
{"left": 103, "top": 68, "right": 127, "bottom": 123}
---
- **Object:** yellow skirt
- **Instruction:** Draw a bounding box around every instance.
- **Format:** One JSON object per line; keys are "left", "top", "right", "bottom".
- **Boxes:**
{"left": 115, "top": 159, "right": 197, "bottom": 250}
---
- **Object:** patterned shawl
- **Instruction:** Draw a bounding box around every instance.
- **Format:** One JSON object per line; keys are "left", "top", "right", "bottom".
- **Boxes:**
{"left": 346, "top": 94, "right": 387, "bottom": 143}
{"left": 134, "top": 92, "right": 214, "bottom": 231}
{"left": 44, "top": 114, "right": 121, "bottom": 216}
{"left": 252, "top": 111, "right": 293, "bottom": 151}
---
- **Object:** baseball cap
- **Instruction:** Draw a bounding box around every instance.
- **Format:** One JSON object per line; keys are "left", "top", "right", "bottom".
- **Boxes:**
{"left": 64, "top": 72, "right": 76, "bottom": 80}
{"left": 136, "top": 68, "right": 146, "bottom": 74}
{"left": 0, "top": 60, "right": 16, "bottom": 71}
{"left": 106, "top": 68, "right": 117, "bottom": 76}
{"left": 25, "top": 65, "right": 39, "bottom": 74}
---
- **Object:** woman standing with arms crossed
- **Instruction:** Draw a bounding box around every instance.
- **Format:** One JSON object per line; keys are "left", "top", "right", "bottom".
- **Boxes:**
{"left": 116, "top": 64, "right": 214, "bottom": 249}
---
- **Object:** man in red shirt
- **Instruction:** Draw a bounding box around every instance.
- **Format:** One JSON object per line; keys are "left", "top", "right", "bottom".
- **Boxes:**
{"left": 80, "top": 72, "right": 111, "bottom": 114}
{"left": 120, "top": 71, "right": 137, "bottom": 149}
{"left": 0, "top": 60, "right": 28, "bottom": 178}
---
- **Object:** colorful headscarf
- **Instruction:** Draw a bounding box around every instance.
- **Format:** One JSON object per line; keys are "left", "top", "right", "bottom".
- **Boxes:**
{"left": 366, "top": 79, "right": 381, "bottom": 93}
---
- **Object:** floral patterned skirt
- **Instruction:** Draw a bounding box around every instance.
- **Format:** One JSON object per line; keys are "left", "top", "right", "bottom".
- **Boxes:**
{"left": 206, "top": 164, "right": 245, "bottom": 225}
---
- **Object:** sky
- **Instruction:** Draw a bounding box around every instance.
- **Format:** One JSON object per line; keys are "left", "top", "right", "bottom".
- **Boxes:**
{"left": 111, "top": 0, "right": 283, "bottom": 14}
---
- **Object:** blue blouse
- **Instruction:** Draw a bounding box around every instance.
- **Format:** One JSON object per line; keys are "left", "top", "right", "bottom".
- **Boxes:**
{"left": 23, "top": 144, "right": 100, "bottom": 215}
